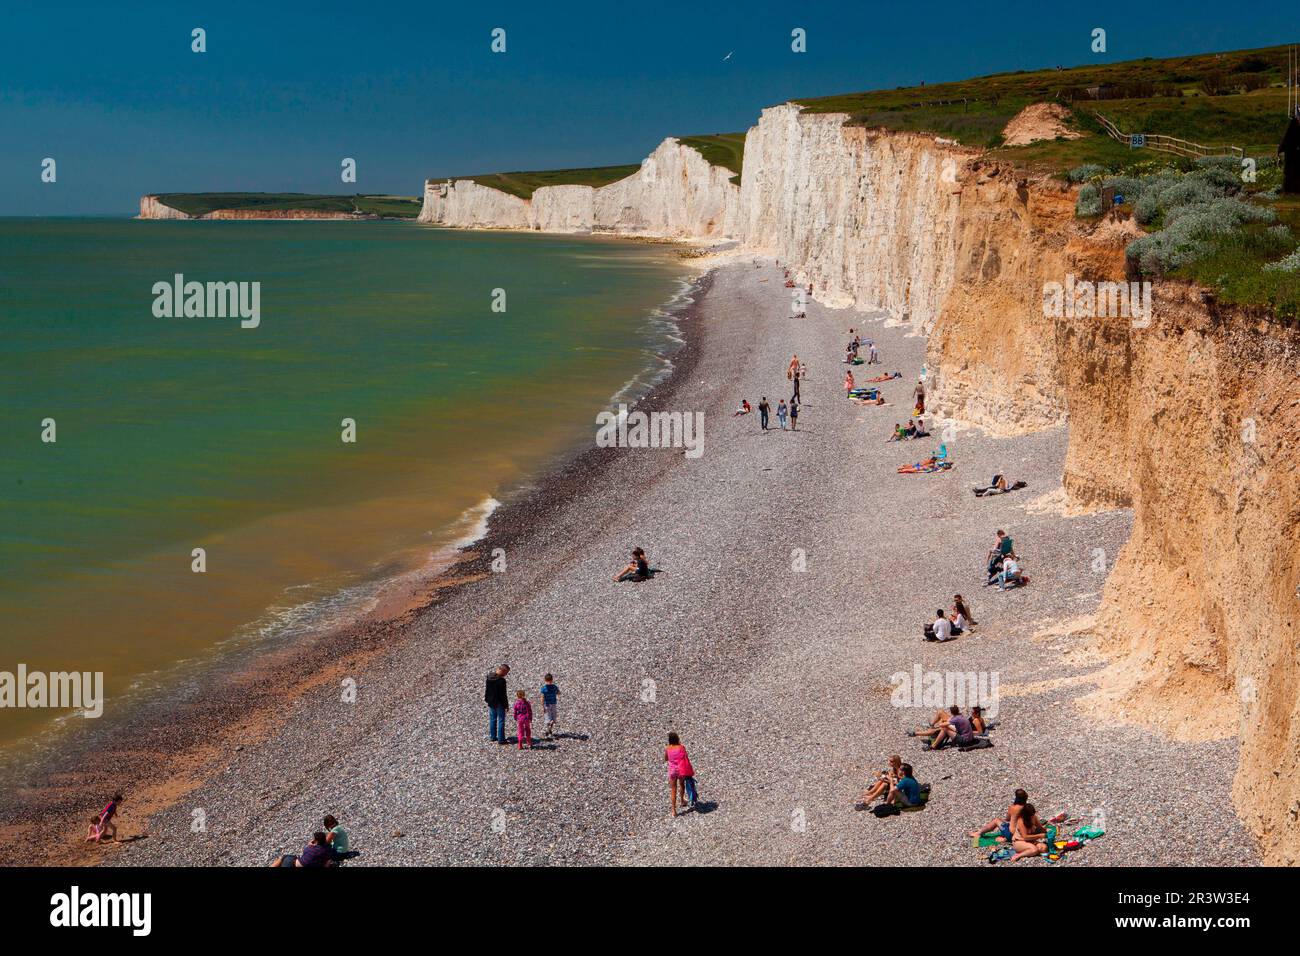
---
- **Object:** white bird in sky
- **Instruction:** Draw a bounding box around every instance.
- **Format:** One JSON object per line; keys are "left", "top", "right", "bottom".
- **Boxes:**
{"left": 723, "top": 51, "right": 733, "bottom": 61}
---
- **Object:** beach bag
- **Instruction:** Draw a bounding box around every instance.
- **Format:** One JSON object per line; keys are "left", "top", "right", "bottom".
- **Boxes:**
{"left": 871, "top": 803, "right": 900, "bottom": 818}
{"left": 683, "top": 776, "right": 698, "bottom": 804}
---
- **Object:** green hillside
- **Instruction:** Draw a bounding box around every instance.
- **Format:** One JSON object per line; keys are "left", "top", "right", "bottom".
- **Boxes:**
{"left": 155, "top": 193, "right": 422, "bottom": 218}
{"left": 795, "top": 44, "right": 1295, "bottom": 165}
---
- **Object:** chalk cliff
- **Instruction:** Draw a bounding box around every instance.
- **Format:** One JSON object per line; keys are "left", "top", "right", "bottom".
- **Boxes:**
{"left": 138, "top": 196, "right": 192, "bottom": 219}
{"left": 736, "top": 104, "right": 974, "bottom": 332}
{"left": 418, "top": 138, "right": 738, "bottom": 238}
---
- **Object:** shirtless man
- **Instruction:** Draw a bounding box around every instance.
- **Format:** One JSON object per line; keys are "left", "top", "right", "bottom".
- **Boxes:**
{"left": 969, "top": 788, "right": 1029, "bottom": 843}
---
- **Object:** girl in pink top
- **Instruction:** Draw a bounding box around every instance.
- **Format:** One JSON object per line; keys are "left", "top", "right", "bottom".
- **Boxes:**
{"left": 664, "top": 732, "right": 695, "bottom": 816}
{"left": 513, "top": 690, "right": 533, "bottom": 750}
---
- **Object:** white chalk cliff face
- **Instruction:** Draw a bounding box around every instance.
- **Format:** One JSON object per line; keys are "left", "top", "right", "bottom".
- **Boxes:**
{"left": 737, "top": 104, "right": 974, "bottom": 333}
{"left": 418, "top": 138, "right": 738, "bottom": 238}
{"left": 138, "top": 196, "right": 192, "bottom": 219}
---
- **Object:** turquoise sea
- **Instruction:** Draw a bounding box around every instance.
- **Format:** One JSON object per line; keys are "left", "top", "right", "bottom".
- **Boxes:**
{"left": 0, "top": 218, "right": 690, "bottom": 748}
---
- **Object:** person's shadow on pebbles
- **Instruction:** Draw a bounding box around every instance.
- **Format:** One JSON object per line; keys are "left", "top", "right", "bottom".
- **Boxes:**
{"left": 688, "top": 800, "right": 719, "bottom": 814}
{"left": 551, "top": 731, "right": 590, "bottom": 742}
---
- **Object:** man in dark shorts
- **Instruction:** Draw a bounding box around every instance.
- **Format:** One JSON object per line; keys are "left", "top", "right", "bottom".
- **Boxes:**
{"left": 758, "top": 397, "right": 770, "bottom": 430}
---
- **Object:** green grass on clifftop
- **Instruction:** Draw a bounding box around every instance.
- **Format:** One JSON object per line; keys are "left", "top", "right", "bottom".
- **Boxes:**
{"left": 156, "top": 193, "right": 422, "bottom": 218}
{"left": 794, "top": 45, "right": 1297, "bottom": 163}
{"left": 454, "top": 166, "right": 642, "bottom": 200}
{"left": 443, "top": 134, "right": 747, "bottom": 198}
{"left": 677, "top": 133, "right": 746, "bottom": 183}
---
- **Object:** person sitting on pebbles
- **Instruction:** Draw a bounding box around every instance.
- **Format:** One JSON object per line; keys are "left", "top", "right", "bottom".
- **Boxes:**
{"left": 860, "top": 754, "right": 903, "bottom": 806}
{"left": 614, "top": 546, "right": 650, "bottom": 582}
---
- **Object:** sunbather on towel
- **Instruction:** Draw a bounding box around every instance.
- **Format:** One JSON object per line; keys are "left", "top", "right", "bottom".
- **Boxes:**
{"left": 1010, "top": 804, "right": 1049, "bottom": 862}
{"left": 969, "top": 789, "right": 1029, "bottom": 842}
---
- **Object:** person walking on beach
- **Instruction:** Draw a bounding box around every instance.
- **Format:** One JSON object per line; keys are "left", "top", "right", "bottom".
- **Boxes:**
{"left": 485, "top": 664, "right": 510, "bottom": 745}
{"left": 86, "top": 792, "right": 123, "bottom": 843}
{"left": 758, "top": 397, "right": 770, "bottom": 430}
{"left": 513, "top": 690, "right": 533, "bottom": 750}
{"left": 789, "top": 400, "right": 799, "bottom": 430}
{"left": 665, "top": 732, "right": 697, "bottom": 817}
{"left": 913, "top": 379, "right": 926, "bottom": 415}
{"left": 844, "top": 369, "right": 855, "bottom": 395}
{"left": 792, "top": 368, "right": 802, "bottom": 403}
{"left": 788, "top": 354, "right": 800, "bottom": 380}
{"left": 776, "top": 399, "right": 788, "bottom": 430}
{"left": 539, "top": 674, "right": 560, "bottom": 737}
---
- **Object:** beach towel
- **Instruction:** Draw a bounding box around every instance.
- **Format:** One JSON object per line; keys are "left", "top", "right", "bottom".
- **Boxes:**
{"left": 987, "top": 845, "right": 1015, "bottom": 864}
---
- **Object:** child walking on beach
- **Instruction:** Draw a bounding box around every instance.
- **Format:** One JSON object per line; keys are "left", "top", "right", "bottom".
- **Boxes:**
{"left": 539, "top": 674, "right": 560, "bottom": 737}
{"left": 513, "top": 690, "right": 533, "bottom": 750}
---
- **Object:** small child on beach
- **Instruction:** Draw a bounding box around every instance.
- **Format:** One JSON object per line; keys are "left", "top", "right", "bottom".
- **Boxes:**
{"left": 85, "top": 792, "right": 122, "bottom": 843}
{"left": 513, "top": 690, "right": 533, "bottom": 750}
{"left": 539, "top": 674, "right": 560, "bottom": 737}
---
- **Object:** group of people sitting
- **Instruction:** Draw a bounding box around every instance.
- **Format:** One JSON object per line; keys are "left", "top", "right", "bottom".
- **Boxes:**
{"left": 888, "top": 418, "right": 930, "bottom": 441}
{"left": 984, "top": 530, "right": 1026, "bottom": 590}
{"left": 858, "top": 755, "right": 927, "bottom": 812}
{"left": 922, "top": 594, "right": 977, "bottom": 642}
{"left": 908, "top": 704, "right": 991, "bottom": 750}
{"left": 269, "top": 814, "right": 354, "bottom": 867}
{"left": 970, "top": 789, "right": 1066, "bottom": 863}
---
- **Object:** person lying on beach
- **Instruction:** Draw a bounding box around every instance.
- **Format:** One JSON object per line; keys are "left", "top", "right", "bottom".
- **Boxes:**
{"left": 986, "top": 531, "right": 1014, "bottom": 575}
{"left": 614, "top": 547, "right": 650, "bottom": 582}
{"left": 270, "top": 831, "right": 335, "bottom": 867}
{"left": 1009, "top": 803, "right": 1049, "bottom": 862}
{"left": 969, "top": 789, "right": 1029, "bottom": 843}
{"left": 732, "top": 399, "right": 752, "bottom": 416}
{"left": 973, "top": 474, "right": 1029, "bottom": 497}
{"left": 86, "top": 793, "right": 123, "bottom": 843}
{"left": 860, "top": 754, "right": 903, "bottom": 805}
{"left": 866, "top": 371, "right": 901, "bottom": 383}
{"left": 931, "top": 705, "right": 977, "bottom": 750}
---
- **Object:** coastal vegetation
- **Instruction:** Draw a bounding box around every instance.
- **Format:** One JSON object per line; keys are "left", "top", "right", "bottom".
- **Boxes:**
{"left": 453, "top": 165, "right": 642, "bottom": 199}
{"left": 795, "top": 45, "right": 1294, "bottom": 163}
{"left": 155, "top": 192, "right": 422, "bottom": 218}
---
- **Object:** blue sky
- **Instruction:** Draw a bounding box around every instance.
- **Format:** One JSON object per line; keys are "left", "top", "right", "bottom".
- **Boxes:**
{"left": 1, "top": 1, "right": 1294, "bottom": 214}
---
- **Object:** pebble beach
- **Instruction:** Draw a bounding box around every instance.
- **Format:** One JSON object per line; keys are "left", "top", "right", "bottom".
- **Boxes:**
{"left": 63, "top": 258, "right": 1257, "bottom": 867}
